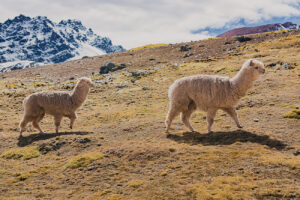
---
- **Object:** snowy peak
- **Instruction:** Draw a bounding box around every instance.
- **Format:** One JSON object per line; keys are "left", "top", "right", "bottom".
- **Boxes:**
{"left": 0, "top": 14, "right": 125, "bottom": 72}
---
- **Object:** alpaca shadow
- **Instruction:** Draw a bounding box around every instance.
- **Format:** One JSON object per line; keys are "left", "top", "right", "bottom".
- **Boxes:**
{"left": 17, "top": 131, "right": 93, "bottom": 147}
{"left": 167, "top": 130, "right": 286, "bottom": 150}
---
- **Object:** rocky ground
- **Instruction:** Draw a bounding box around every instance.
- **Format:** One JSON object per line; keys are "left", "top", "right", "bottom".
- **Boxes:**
{"left": 0, "top": 30, "right": 299, "bottom": 199}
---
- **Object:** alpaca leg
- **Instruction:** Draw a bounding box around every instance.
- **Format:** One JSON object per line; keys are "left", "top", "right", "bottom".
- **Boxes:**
{"left": 32, "top": 109, "right": 45, "bottom": 133}
{"left": 32, "top": 119, "right": 44, "bottom": 134}
{"left": 223, "top": 107, "right": 242, "bottom": 128}
{"left": 54, "top": 115, "right": 63, "bottom": 134}
{"left": 207, "top": 108, "right": 217, "bottom": 133}
{"left": 165, "top": 105, "right": 180, "bottom": 133}
{"left": 32, "top": 112, "right": 45, "bottom": 133}
{"left": 19, "top": 115, "right": 32, "bottom": 136}
{"left": 69, "top": 113, "right": 77, "bottom": 129}
{"left": 181, "top": 101, "right": 196, "bottom": 132}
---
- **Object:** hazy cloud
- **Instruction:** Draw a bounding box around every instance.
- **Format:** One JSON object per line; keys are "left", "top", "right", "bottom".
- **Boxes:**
{"left": 1, "top": 0, "right": 300, "bottom": 48}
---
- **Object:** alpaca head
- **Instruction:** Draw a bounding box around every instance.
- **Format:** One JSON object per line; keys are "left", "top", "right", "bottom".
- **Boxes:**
{"left": 242, "top": 59, "right": 265, "bottom": 80}
{"left": 76, "top": 77, "right": 94, "bottom": 89}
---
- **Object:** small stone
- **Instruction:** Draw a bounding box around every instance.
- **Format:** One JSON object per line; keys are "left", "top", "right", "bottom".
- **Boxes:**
{"left": 126, "top": 100, "right": 135, "bottom": 105}
{"left": 183, "top": 53, "right": 193, "bottom": 58}
{"left": 282, "top": 63, "right": 289, "bottom": 70}
{"left": 253, "top": 118, "right": 259, "bottom": 122}
{"left": 293, "top": 151, "right": 300, "bottom": 156}
{"left": 78, "top": 138, "right": 91, "bottom": 144}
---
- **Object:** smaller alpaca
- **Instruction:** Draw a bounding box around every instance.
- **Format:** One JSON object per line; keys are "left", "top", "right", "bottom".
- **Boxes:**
{"left": 165, "top": 59, "right": 265, "bottom": 133}
{"left": 19, "top": 77, "right": 93, "bottom": 135}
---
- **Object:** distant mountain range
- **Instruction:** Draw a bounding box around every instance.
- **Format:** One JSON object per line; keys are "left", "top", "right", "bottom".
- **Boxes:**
{"left": 0, "top": 14, "right": 125, "bottom": 72}
{"left": 217, "top": 22, "right": 299, "bottom": 37}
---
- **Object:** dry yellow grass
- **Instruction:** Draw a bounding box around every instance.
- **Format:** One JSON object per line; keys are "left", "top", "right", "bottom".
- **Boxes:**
{"left": 129, "top": 43, "right": 167, "bottom": 51}
{"left": 0, "top": 31, "right": 299, "bottom": 199}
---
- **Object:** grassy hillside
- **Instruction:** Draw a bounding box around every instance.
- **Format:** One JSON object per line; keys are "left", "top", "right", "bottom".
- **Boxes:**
{"left": 0, "top": 31, "right": 299, "bottom": 199}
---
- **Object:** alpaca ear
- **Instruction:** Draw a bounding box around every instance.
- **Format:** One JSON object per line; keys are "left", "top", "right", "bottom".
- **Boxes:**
{"left": 249, "top": 60, "right": 254, "bottom": 66}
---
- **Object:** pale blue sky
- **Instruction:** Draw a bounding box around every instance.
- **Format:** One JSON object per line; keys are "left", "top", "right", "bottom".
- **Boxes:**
{"left": 1, "top": 0, "right": 300, "bottom": 48}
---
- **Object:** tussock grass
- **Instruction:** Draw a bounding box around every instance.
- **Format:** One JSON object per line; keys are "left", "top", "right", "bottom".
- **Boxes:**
{"left": 0, "top": 146, "right": 40, "bottom": 160}
{"left": 66, "top": 151, "right": 105, "bottom": 169}
{"left": 14, "top": 165, "right": 51, "bottom": 181}
{"left": 128, "top": 180, "right": 144, "bottom": 188}
{"left": 130, "top": 43, "right": 167, "bottom": 51}
{"left": 283, "top": 109, "right": 300, "bottom": 119}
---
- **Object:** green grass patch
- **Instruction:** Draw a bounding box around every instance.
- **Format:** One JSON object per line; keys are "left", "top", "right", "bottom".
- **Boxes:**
{"left": 1, "top": 146, "right": 40, "bottom": 160}
{"left": 66, "top": 151, "right": 105, "bottom": 169}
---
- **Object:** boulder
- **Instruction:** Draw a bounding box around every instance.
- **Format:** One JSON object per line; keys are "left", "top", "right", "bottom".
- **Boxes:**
{"left": 99, "top": 62, "right": 126, "bottom": 74}
{"left": 180, "top": 45, "right": 191, "bottom": 51}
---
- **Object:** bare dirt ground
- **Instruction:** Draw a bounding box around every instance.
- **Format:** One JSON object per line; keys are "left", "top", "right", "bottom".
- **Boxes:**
{"left": 0, "top": 30, "right": 299, "bottom": 199}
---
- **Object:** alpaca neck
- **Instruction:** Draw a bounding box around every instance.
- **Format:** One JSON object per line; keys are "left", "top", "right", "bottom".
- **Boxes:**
{"left": 71, "top": 85, "right": 89, "bottom": 109}
{"left": 231, "top": 68, "right": 257, "bottom": 97}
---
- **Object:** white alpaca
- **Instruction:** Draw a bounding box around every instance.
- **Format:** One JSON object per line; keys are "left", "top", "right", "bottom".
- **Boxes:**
{"left": 19, "top": 77, "right": 93, "bottom": 135}
{"left": 165, "top": 59, "right": 265, "bottom": 133}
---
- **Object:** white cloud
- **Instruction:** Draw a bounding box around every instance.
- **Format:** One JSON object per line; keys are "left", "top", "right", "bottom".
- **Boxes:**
{"left": 0, "top": 0, "right": 300, "bottom": 48}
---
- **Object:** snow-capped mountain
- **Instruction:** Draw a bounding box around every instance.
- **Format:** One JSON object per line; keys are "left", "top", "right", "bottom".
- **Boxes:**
{"left": 217, "top": 22, "right": 299, "bottom": 37}
{"left": 0, "top": 14, "right": 125, "bottom": 72}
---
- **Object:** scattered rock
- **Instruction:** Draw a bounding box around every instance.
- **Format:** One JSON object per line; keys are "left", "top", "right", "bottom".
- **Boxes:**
{"left": 253, "top": 118, "right": 259, "bottom": 122}
{"left": 126, "top": 100, "right": 135, "bottom": 105}
{"left": 224, "top": 41, "right": 231, "bottom": 45}
{"left": 267, "top": 61, "right": 296, "bottom": 70}
{"left": 180, "top": 45, "right": 191, "bottom": 51}
{"left": 130, "top": 70, "right": 151, "bottom": 77}
{"left": 293, "top": 151, "right": 300, "bottom": 156}
{"left": 39, "top": 141, "right": 66, "bottom": 154}
{"left": 282, "top": 63, "right": 289, "bottom": 70}
{"left": 149, "top": 58, "right": 155, "bottom": 61}
{"left": 116, "top": 81, "right": 128, "bottom": 88}
{"left": 199, "top": 44, "right": 205, "bottom": 47}
{"left": 99, "top": 62, "right": 126, "bottom": 74}
{"left": 78, "top": 138, "right": 91, "bottom": 144}
{"left": 183, "top": 53, "right": 193, "bottom": 58}
{"left": 69, "top": 77, "right": 75, "bottom": 80}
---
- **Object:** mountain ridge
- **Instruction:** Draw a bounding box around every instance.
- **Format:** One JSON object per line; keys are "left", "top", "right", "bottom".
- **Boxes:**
{"left": 0, "top": 14, "right": 125, "bottom": 72}
{"left": 217, "top": 21, "right": 299, "bottom": 37}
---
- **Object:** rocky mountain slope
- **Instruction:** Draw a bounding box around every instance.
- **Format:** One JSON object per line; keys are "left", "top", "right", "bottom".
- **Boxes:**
{"left": 0, "top": 15, "right": 124, "bottom": 72}
{"left": 0, "top": 30, "right": 299, "bottom": 199}
{"left": 218, "top": 22, "right": 299, "bottom": 37}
